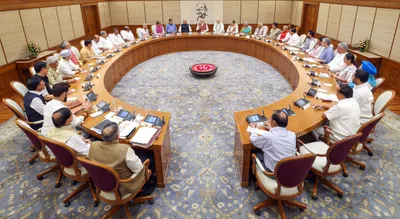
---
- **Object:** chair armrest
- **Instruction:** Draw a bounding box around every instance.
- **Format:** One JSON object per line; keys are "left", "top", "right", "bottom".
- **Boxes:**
{"left": 26, "top": 120, "right": 44, "bottom": 125}
{"left": 297, "top": 139, "right": 327, "bottom": 157}
{"left": 142, "top": 159, "right": 151, "bottom": 181}
{"left": 120, "top": 177, "right": 134, "bottom": 183}
{"left": 255, "top": 158, "right": 274, "bottom": 177}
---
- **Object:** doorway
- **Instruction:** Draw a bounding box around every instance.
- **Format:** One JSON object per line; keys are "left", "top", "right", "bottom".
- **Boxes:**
{"left": 81, "top": 4, "right": 101, "bottom": 38}
{"left": 301, "top": 3, "right": 319, "bottom": 34}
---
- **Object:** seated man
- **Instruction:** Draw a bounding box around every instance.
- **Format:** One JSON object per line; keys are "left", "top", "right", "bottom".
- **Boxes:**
{"left": 348, "top": 61, "right": 377, "bottom": 90}
{"left": 89, "top": 122, "right": 152, "bottom": 195}
{"left": 213, "top": 18, "right": 224, "bottom": 35}
{"left": 352, "top": 69, "right": 374, "bottom": 123}
{"left": 286, "top": 28, "right": 300, "bottom": 47}
{"left": 308, "top": 37, "right": 324, "bottom": 58}
{"left": 31, "top": 61, "right": 53, "bottom": 101}
{"left": 80, "top": 40, "right": 95, "bottom": 64}
{"left": 47, "top": 107, "right": 91, "bottom": 156}
{"left": 99, "top": 31, "right": 115, "bottom": 51}
{"left": 154, "top": 21, "right": 165, "bottom": 36}
{"left": 166, "top": 19, "right": 177, "bottom": 34}
{"left": 326, "top": 42, "right": 349, "bottom": 73}
{"left": 46, "top": 55, "right": 76, "bottom": 87}
{"left": 253, "top": 22, "right": 268, "bottom": 38}
{"left": 226, "top": 20, "right": 238, "bottom": 35}
{"left": 179, "top": 20, "right": 192, "bottom": 33}
{"left": 240, "top": 22, "right": 252, "bottom": 35}
{"left": 313, "top": 84, "right": 361, "bottom": 142}
{"left": 196, "top": 19, "right": 208, "bottom": 33}
{"left": 139, "top": 23, "right": 150, "bottom": 39}
{"left": 24, "top": 77, "right": 47, "bottom": 130}
{"left": 60, "top": 41, "right": 81, "bottom": 66}
{"left": 267, "top": 22, "right": 281, "bottom": 40}
{"left": 92, "top": 35, "right": 104, "bottom": 54}
{"left": 277, "top": 25, "right": 290, "bottom": 42}
{"left": 58, "top": 50, "right": 80, "bottom": 78}
{"left": 42, "top": 82, "right": 92, "bottom": 135}
{"left": 120, "top": 26, "right": 135, "bottom": 42}
{"left": 301, "top": 30, "right": 316, "bottom": 52}
{"left": 314, "top": 38, "right": 334, "bottom": 64}
{"left": 109, "top": 28, "right": 125, "bottom": 47}
{"left": 249, "top": 110, "right": 296, "bottom": 172}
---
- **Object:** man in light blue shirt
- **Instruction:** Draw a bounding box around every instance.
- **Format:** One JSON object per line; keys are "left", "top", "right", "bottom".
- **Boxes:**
{"left": 315, "top": 38, "right": 334, "bottom": 64}
{"left": 249, "top": 110, "right": 296, "bottom": 172}
{"left": 166, "top": 19, "right": 177, "bottom": 34}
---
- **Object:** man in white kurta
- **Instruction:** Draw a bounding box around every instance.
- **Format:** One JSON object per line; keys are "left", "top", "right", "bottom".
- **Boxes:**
{"left": 213, "top": 18, "right": 225, "bottom": 35}
{"left": 253, "top": 22, "right": 268, "bottom": 38}
{"left": 109, "top": 28, "right": 125, "bottom": 47}
{"left": 326, "top": 42, "right": 349, "bottom": 73}
{"left": 57, "top": 50, "right": 80, "bottom": 78}
{"left": 352, "top": 69, "right": 374, "bottom": 123}
{"left": 120, "top": 26, "right": 135, "bottom": 42}
{"left": 98, "top": 31, "right": 114, "bottom": 50}
{"left": 287, "top": 28, "right": 300, "bottom": 47}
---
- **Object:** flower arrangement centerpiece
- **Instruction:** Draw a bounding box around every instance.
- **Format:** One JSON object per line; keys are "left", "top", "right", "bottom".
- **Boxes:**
{"left": 357, "top": 38, "right": 369, "bottom": 52}
{"left": 27, "top": 41, "right": 41, "bottom": 58}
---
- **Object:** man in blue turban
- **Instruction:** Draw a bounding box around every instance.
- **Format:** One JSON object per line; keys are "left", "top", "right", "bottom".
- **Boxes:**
{"left": 348, "top": 60, "right": 377, "bottom": 90}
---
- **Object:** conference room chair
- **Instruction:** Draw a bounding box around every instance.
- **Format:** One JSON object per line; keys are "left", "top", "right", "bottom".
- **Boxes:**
{"left": 298, "top": 133, "right": 362, "bottom": 199}
{"left": 14, "top": 119, "right": 62, "bottom": 185}
{"left": 10, "top": 81, "right": 28, "bottom": 99}
{"left": 136, "top": 28, "right": 142, "bottom": 39}
{"left": 371, "top": 77, "right": 385, "bottom": 94}
{"left": 77, "top": 157, "right": 154, "bottom": 219}
{"left": 151, "top": 25, "right": 157, "bottom": 35}
{"left": 39, "top": 136, "right": 99, "bottom": 207}
{"left": 2, "top": 98, "right": 43, "bottom": 130}
{"left": 80, "top": 40, "right": 85, "bottom": 48}
{"left": 297, "top": 34, "right": 307, "bottom": 48}
{"left": 251, "top": 153, "right": 316, "bottom": 218}
{"left": 29, "top": 66, "right": 36, "bottom": 77}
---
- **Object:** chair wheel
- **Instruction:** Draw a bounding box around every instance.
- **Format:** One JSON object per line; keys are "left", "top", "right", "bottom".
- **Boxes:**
{"left": 71, "top": 180, "right": 77, "bottom": 185}
{"left": 311, "top": 194, "right": 318, "bottom": 200}
{"left": 299, "top": 208, "right": 304, "bottom": 212}
{"left": 148, "top": 200, "right": 154, "bottom": 205}
{"left": 337, "top": 193, "right": 344, "bottom": 198}
{"left": 55, "top": 183, "right": 61, "bottom": 188}
{"left": 31, "top": 148, "right": 36, "bottom": 152}
{"left": 64, "top": 201, "right": 71, "bottom": 207}
{"left": 254, "top": 185, "right": 260, "bottom": 191}
{"left": 255, "top": 210, "right": 261, "bottom": 216}
{"left": 343, "top": 172, "right": 348, "bottom": 177}
{"left": 94, "top": 201, "right": 100, "bottom": 207}
{"left": 359, "top": 166, "right": 366, "bottom": 171}
{"left": 29, "top": 160, "right": 35, "bottom": 165}
{"left": 368, "top": 152, "right": 373, "bottom": 156}
{"left": 37, "top": 176, "right": 43, "bottom": 180}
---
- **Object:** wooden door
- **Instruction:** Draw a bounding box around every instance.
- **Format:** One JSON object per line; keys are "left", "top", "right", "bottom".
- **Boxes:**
{"left": 301, "top": 3, "right": 319, "bottom": 34}
{"left": 81, "top": 5, "right": 101, "bottom": 38}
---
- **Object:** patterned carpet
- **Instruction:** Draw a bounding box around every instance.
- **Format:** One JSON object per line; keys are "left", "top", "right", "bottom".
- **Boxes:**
{"left": 1, "top": 51, "right": 399, "bottom": 218}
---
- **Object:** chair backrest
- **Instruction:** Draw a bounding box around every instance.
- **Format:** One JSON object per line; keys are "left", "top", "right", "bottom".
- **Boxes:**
{"left": 371, "top": 77, "right": 385, "bottom": 93}
{"left": 14, "top": 119, "right": 43, "bottom": 151}
{"left": 39, "top": 136, "right": 76, "bottom": 168}
{"left": 29, "top": 66, "right": 36, "bottom": 77}
{"left": 275, "top": 154, "right": 316, "bottom": 188}
{"left": 10, "top": 81, "right": 28, "bottom": 99}
{"left": 2, "top": 98, "right": 26, "bottom": 120}
{"left": 373, "top": 90, "right": 395, "bottom": 115}
{"left": 136, "top": 28, "right": 142, "bottom": 38}
{"left": 151, "top": 25, "right": 156, "bottom": 35}
{"left": 80, "top": 40, "right": 85, "bottom": 48}
{"left": 71, "top": 46, "right": 80, "bottom": 58}
{"left": 357, "top": 113, "right": 385, "bottom": 143}
{"left": 327, "top": 133, "right": 363, "bottom": 165}
{"left": 298, "top": 34, "right": 307, "bottom": 47}
{"left": 78, "top": 157, "right": 120, "bottom": 192}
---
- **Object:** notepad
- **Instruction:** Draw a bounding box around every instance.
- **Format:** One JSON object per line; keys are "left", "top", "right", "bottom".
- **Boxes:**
{"left": 317, "top": 93, "right": 339, "bottom": 102}
{"left": 318, "top": 73, "right": 330, "bottom": 78}
{"left": 130, "top": 127, "right": 158, "bottom": 145}
{"left": 67, "top": 97, "right": 77, "bottom": 101}
{"left": 324, "top": 83, "right": 333, "bottom": 87}
{"left": 317, "top": 88, "right": 327, "bottom": 93}
{"left": 246, "top": 126, "right": 268, "bottom": 135}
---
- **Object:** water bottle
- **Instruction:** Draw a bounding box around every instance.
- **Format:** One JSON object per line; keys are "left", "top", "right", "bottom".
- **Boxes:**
{"left": 112, "top": 100, "right": 117, "bottom": 112}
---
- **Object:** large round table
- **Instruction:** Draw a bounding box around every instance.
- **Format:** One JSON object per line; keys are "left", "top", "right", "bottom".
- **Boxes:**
{"left": 70, "top": 34, "right": 336, "bottom": 188}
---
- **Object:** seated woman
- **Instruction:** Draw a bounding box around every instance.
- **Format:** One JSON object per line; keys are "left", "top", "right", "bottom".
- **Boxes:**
{"left": 155, "top": 21, "right": 164, "bottom": 36}
{"left": 329, "top": 53, "right": 357, "bottom": 84}
{"left": 196, "top": 19, "right": 208, "bottom": 33}
{"left": 226, "top": 20, "right": 238, "bottom": 35}
{"left": 348, "top": 61, "right": 377, "bottom": 90}
{"left": 240, "top": 22, "right": 252, "bottom": 35}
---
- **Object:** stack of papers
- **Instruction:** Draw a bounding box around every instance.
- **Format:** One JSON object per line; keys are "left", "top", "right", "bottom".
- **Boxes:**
{"left": 302, "top": 58, "right": 319, "bottom": 63}
{"left": 246, "top": 126, "right": 268, "bottom": 135}
{"left": 285, "top": 46, "right": 300, "bottom": 51}
{"left": 130, "top": 127, "right": 158, "bottom": 145}
{"left": 317, "top": 93, "right": 339, "bottom": 102}
{"left": 318, "top": 73, "right": 330, "bottom": 78}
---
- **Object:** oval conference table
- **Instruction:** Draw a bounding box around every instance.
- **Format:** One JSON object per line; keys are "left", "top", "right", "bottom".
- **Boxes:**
{"left": 68, "top": 33, "right": 337, "bottom": 188}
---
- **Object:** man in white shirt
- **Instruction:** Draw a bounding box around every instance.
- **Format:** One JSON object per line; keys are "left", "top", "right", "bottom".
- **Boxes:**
{"left": 120, "top": 26, "right": 135, "bottom": 42}
{"left": 249, "top": 110, "right": 296, "bottom": 172}
{"left": 42, "top": 82, "right": 92, "bottom": 135}
{"left": 226, "top": 20, "right": 238, "bottom": 35}
{"left": 213, "top": 18, "right": 224, "bottom": 35}
{"left": 109, "top": 28, "right": 125, "bottom": 47}
{"left": 301, "top": 30, "right": 317, "bottom": 52}
{"left": 98, "top": 31, "right": 114, "bottom": 51}
{"left": 47, "top": 107, "right": 91, "bottom": 156}
{"left": 252, "top": 22, "right": 268, "bottom": 38}
{"left": 286, "top": 28, "right": 300, "bottom": 47}
{"left": 139, "top": 23, "right": 150, "bottom": 39}
{"left": 91, "top": 35, "right": 103, "bottom": 55}
{"left": 277, "top": 25, "right": 291, "bottom": 43}
{"left": 24, "top": 77, "right": 46, "bottom": 130}
{"left": 313, "top": 84, "right": 361, "bottom": 142}
{"left": 326, "top": 42, "right": 349, "bottom": 73}
{"left": 352, "top": 69, "right": 374, "bottom": 123}
{"left": 58, "top": 50, "right": 80, "bottom": 78}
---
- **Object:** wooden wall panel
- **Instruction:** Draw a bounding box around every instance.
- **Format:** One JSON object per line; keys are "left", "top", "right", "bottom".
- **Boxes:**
{"left": 326, "top": 4, "right": 342, "bottom": 39}
{"left": 390, "top": 20, "right": 400, "bottom": 62}
{"left": 291, "top": 1, "right": 298, "bottom": 25}
{"left": 98, "top": 2, "right": 106, "bottom": 28}
{"left": 351, "top": 6, "right": 376, "bottom": 44}
{"left": 56, "top": 6, "right": 75, "bottom": 41}
{"left": 316, "top": 3, "right": 330, "bottom": 35}
{"left": 104, "top": 2, "right": 112, "bottom": 27}
{"left": 241, "top": 1, "right": 258, "bottom": 24}
{"left": 127, "top": 1, "right": 145, "bottom": 25}
{"left": 0, "top": 11, "right": 27, "bottom": 62}
{"left": 41, "top": 7, "right": 62, "bottom": 47}
{"left": 19, "top": 9, "right": 48, "bottom": 50}
{"left": 110, "top": 1, "right": 128, "bottom": 25}
{"left": 145, "top": 1, "right": 163, "bottom": 24}
{"left": 223, "top": 1, "right": 241, "bottom": 24}
{"left": 369, "top": 8, "right": 400, "bottom": 57}
{"left": 258, "top": 0, "right": 275, "bottom": 24}
{"left": 337, "top": 5, "right": 357, "bottom": 43}
{"left": 70, "top": 5, "right": 85, "bottom": 38}
{"left": 296, "top": 1, "right": 303, "bottom": 26}
{"left": 0, "top": 40, "right": 7, "bottom": 65}
{"left": 275, "top": 1, "right": 293, "bottom": 23}
{"left": 163, "top": 1, "right": 180, "bottom": 25}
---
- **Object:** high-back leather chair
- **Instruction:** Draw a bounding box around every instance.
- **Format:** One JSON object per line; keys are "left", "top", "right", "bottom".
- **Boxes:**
{"left": 77, "top": 157, "right": 154, "bottom": 219}
{"left": 251, "top": 153, "right": 315, "bottom": 218}
{"left": 298, "top": 133, "right": 362, "bottom": 199}
{"left": 39, "top": 136, "right": 99, "bottom": 207}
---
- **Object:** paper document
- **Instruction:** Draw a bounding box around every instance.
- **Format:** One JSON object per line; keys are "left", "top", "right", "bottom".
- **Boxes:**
{"left": 130, "top": 127, "right": 158, "bottom": 144}
{"left": 246, "top": 126, "right": 268, "bottom": 135}
{"left": 67, "top": 97, "right": 77, "bottom": 101}
{"left": 317, "top": 93, "right": 339, "bottom": 102}
{"left": 317, "top": 88, "right": 327, "bottom": 93}
{"left": 324, "top": 83, "right": 333, "bottom": 87}
{"left": 318, "top": 73, "right": 330, "bottom": 78}
{"left": 286, "top": 46, "right": 299, "bottom": 51}
{"left": 303, "top": 58, "right": 319, "bottom": 63}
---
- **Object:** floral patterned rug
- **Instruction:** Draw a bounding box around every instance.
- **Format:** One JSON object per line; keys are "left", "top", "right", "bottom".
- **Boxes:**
{"left": 0, "top": 51, "right": 399, "bottom": 218}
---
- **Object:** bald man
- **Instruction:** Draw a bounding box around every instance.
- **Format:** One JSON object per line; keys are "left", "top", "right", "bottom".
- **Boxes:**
{"left": 139, "top": 23, "right": 150, "bottom": 39}
{"left": 249, "top": 110, "right": 296, "bottom": 172}
{"left": 91, "top": 35, "right": 103, "bottom": 54}
{"left": 213, "top": 18, "right": 224, "bottom": 34}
